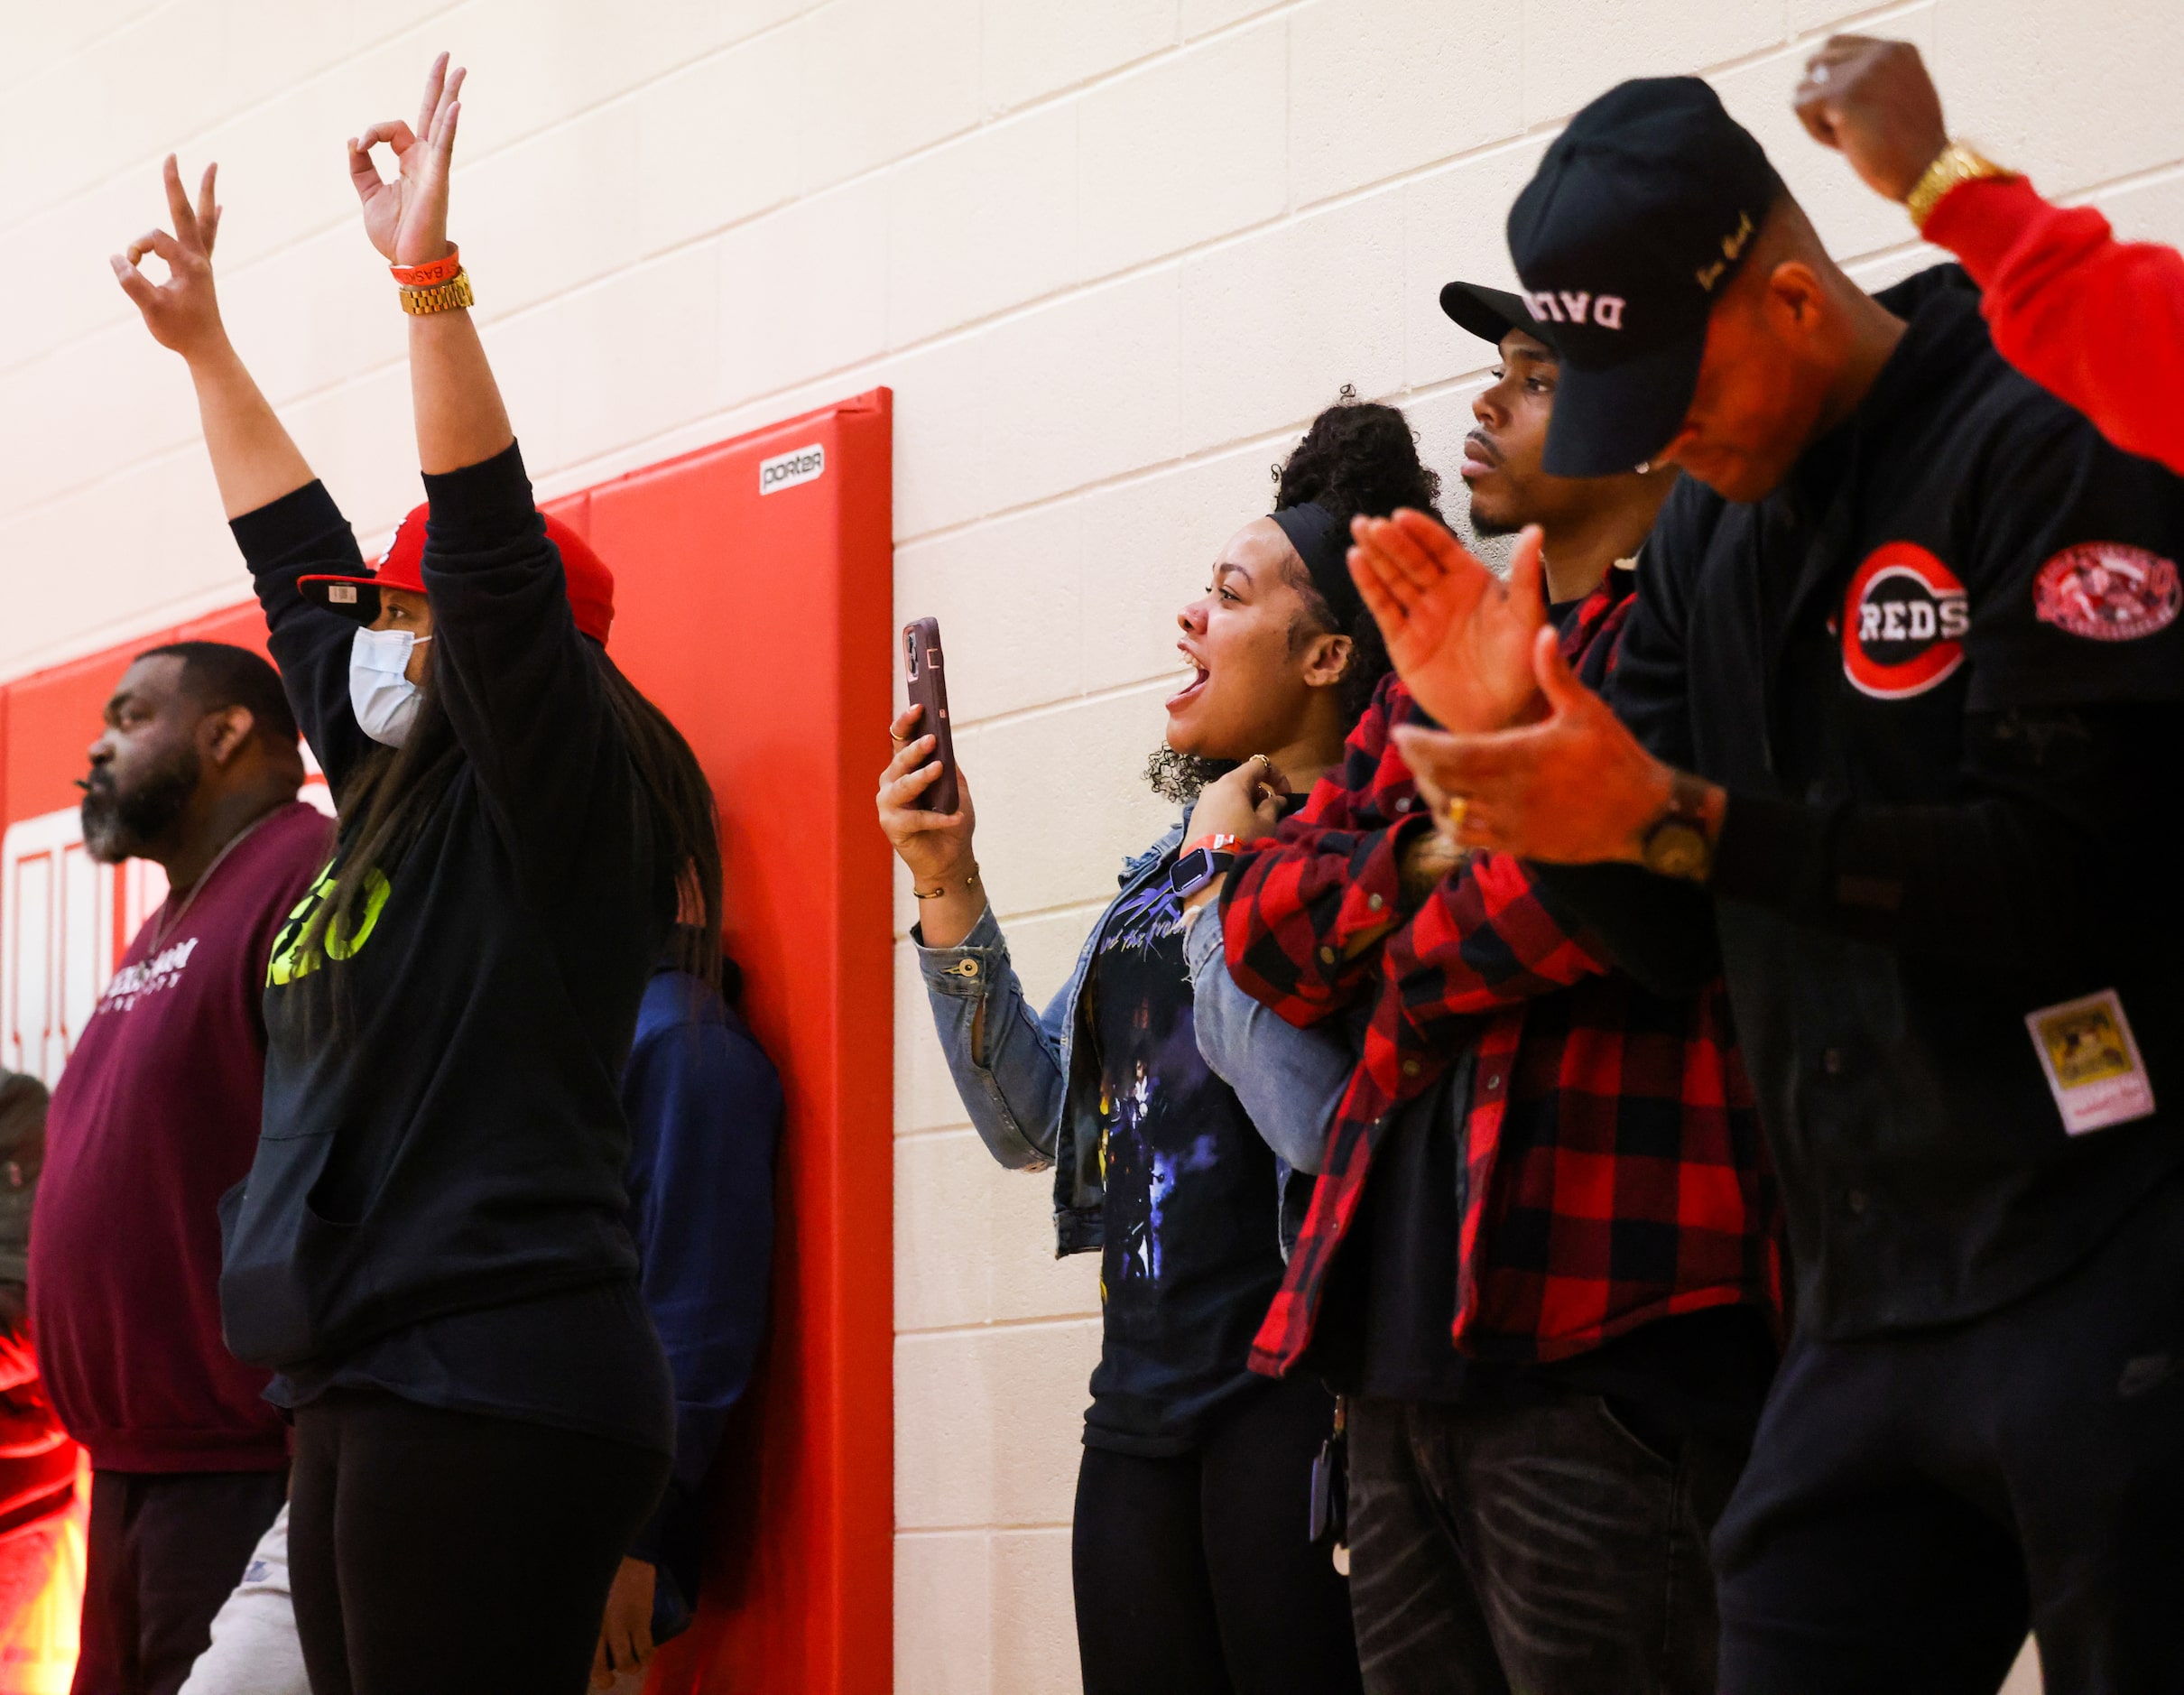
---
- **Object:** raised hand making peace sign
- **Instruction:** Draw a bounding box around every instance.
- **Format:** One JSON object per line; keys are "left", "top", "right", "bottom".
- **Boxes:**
{"left": 348, "top": 51, "right": 466, "bottom": 267}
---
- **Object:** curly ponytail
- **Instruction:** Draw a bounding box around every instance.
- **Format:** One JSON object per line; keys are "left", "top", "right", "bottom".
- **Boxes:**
{"left": 1272, "top": 385, "right": 1444, "bottom": 725}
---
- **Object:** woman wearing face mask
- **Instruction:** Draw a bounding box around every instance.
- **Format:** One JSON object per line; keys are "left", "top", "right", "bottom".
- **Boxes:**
{"left": 113, "top": 60, "right": 712, "bottom": 1694}
{"left": 877, "top": 393, "right": 1440, "bottom": 1695}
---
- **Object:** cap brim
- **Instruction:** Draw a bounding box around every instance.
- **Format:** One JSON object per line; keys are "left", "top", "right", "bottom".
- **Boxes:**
{"left": 1540, "top": 327, "right": 1706, "bottom": 478}
{"left": 1438, "top": 281, "right": 1549, "bottom": 353}
{"left": 297, "top": 575, "right": 383, "bottom": 625}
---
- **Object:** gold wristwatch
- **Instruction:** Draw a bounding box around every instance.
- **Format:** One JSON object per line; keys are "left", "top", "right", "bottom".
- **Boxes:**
{"left": 399, "top": 271, "right": 477, "bottom": 315}
{"left": 1906, "top": 142, "right": 2014, "bottom": 233}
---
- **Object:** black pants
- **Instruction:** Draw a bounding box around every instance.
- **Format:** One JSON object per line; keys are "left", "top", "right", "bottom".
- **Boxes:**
{"left": 1717, "top": 1173, "right": 2184, "bottom": 1695}
{"left": 1072, "top": 1373, "right": 1362, "bottom": 1695}
{"left": 288, "top": 1388, "right": 669, "bottom": 1695}
{"left": 72, "top": 1468, "right": 288, "bottom": 1695}
{"left": 1345, "top": 1391, "right": 1744, "bottom": 1695}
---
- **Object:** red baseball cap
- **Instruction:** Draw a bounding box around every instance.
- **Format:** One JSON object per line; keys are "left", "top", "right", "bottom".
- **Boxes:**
{"left": 299, "top": 502, "right": 616, "bottom": 645}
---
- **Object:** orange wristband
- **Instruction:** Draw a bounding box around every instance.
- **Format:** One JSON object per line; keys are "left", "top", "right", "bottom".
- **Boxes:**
{"left": 391, "top": 245, "right": 460, "bottom": 288}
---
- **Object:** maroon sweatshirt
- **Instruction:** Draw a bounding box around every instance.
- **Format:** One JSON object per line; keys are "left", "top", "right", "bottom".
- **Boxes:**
{"left": 31, "top": 801, "right": 329, "bottom": 1472}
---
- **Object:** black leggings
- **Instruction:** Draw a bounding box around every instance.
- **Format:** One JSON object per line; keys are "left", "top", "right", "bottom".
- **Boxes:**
{"left": 287, "top": 1387, "right": 670, "bottom": 1695}
{"left": 1072, "top": 1373, "right": 1364, "bottom": 1695}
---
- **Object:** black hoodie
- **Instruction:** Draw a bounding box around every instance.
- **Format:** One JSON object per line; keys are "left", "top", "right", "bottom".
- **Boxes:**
{"left": 220, "top": 445, "right": 674, "bottom": 1382}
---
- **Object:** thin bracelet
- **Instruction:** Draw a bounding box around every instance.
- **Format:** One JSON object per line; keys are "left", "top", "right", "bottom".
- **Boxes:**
{"left": 912, "top": 865, "right": 981, "bottom": 901}
{"left": 391, "top": 245, "right": 462, "bottom": 287}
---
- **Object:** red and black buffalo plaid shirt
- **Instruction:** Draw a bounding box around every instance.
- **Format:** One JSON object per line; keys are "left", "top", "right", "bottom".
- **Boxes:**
{"left": 1221, "top": 571, "right": 1777, "bottom": 1376}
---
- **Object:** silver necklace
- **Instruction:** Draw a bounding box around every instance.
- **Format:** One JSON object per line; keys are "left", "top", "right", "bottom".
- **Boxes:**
{"left": 146, "top": 806, "right": 282, "bottom": 950}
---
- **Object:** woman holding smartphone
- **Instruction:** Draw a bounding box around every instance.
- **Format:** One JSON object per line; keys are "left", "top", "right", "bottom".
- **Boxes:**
{"left": 114, "top": 59, "right": 715, "bottom": 1695}
{"left": 877, "top": 394, "right": 1441, "bottom": 1695}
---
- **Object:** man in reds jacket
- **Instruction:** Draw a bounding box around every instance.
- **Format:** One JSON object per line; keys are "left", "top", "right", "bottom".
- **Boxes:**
{"left": 31, "top": 644, "right": 329, "bottom": 1695}
{"left": 1182, "top": 279, "right": 1777, "bottom": 1694}
{"left": 1796, "top": 33, "right": 2184, "bottom": 477}
{"left": 1390, "top": 78, "right": 2184, "bottom": 1691}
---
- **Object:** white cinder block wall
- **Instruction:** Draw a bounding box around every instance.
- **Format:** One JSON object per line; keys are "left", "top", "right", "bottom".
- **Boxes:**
{"left": 6, "top": 2, "right": 2178, "bottom": 1687}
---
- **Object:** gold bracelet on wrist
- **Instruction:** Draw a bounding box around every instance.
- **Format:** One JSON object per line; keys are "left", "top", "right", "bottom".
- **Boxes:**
{"left": 912, "top": 865, "right": 980, "bottom": 901}
{"left": 399, "top": 270, "right": 476, "bottom": 316}
{"left": 1906, "top": 142, "right": 2013, "bottom": 233}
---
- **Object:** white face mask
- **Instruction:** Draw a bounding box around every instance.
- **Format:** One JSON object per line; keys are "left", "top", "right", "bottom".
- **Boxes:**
{"left": 348, "top": 626, "right": 432, "bottom": 747}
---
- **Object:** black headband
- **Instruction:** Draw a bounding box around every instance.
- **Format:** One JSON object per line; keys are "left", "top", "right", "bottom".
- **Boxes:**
{"left": 1270, "top": 501, "right": 1361, "bottom": 631}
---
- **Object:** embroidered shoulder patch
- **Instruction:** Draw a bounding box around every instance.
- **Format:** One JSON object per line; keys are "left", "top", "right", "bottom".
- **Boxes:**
{"left": 2033, "top": 542, "right": 2181, "bottom": 642}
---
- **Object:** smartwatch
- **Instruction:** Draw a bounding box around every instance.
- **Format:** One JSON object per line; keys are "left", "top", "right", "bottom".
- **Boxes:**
{"left": 1171, "top": 847, "right": 1238, "bottom": 897}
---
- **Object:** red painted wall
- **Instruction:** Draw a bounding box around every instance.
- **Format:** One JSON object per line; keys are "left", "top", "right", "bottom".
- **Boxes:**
{"left": 0, "top": 391, "right": 895, "bottom": 1693}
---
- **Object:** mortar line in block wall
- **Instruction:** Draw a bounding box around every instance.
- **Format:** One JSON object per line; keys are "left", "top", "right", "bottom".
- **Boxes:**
{"left": 1, "top": 0, "right": 1978, "bottom": 398}
{"left": 0, "top": 106, "right": 2160, "bottom": 690}
{"left": 0, "top": 0, "right": 822, "bottom": 244}
{"left": 894, "top": 1522, "right": 1075, "bottom": 1541}
{"left": 0, "top": 0, "right": 188, "bottom": 102}
{"left": 23, "top": 32, "right": 2183, "bottom": 478}
{"left": 892, "top": 894, "right": 1111, "bottom": 940}
{"left": 0, "top": 0, "right": 485, "bottom": 236}
{"left": 398, "top": 97, "right": 2184, "bottom": 522}
{"left": 892, "top": 1123, "right": 978, "bottom": 1145}
{"left": 0, "top": 565, "right": 292, "bottom": 684}
{"left": 13, "top": 23, "right": 2184, "bottom": 678}
{"left": 1693, "top": 0, "right": 1934, "bottom": 90}
{"left": 880, "top": 367, "right": 1515, "bottom": 554}
{"left": 2078, "top": 158, "right": 2184, "bottom": 203}
{"left": 949, "top": 676, "right": 1176, "bottom": 737}
{"left": 894, "top": 1311, "right": 1103, "bottom": 1343}
{"left": 1277, "top": 0, "right": 1938, "bottom": 219}
{"left": 4, "top": 0, "right": 1312, "bottom": 363}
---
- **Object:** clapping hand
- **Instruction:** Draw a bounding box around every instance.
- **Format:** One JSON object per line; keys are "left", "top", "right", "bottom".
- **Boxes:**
{"left": 1348, "top": 513, "right": 1550, "bottom": 734}
{"left": 111, "top": 155, "right": 227, "bottom": 361}
{"left": 1391, "top": 625, "right": 1673, "bottom": 865}
{"left": 349, "top": 51, "right": 465, "bottom": 267}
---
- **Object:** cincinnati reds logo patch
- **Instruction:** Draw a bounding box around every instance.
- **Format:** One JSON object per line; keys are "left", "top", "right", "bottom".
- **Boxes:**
{"left": 2033, "top": 542, "right": 2181, "bottom": 642}
{"left": 1842, "top": 542, "right": 1969, "bottom": 699}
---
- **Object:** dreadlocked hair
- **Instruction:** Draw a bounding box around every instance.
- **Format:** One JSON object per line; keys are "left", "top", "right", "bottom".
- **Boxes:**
{"left": 305, "top": 640, "right": 725, "bottom": 1013}
{"left": 1272, "top": 384, "right": 1445, "bottom": 726}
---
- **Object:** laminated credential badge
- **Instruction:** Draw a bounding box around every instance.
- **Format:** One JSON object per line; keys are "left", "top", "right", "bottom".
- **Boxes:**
{"left": 2026, "top": 989, "right": 2157, "bottom": 1135}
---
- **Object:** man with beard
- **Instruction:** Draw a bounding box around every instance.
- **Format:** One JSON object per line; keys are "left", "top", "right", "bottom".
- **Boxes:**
{"left": 31, "top": 642, "right": 328, "bottom": 1695}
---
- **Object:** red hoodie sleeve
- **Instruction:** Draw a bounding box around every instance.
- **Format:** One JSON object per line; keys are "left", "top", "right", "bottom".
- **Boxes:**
{"left": 1925, "top": 173, "right": 2184, "bottom": 476}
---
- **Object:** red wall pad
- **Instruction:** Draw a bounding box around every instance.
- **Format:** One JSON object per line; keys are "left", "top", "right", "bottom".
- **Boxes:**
{"left": 0, "top": 392, "right": 896, "bottom": 1693}
{"left": 575, "top": 390, "right": 896, "bottom": 1694}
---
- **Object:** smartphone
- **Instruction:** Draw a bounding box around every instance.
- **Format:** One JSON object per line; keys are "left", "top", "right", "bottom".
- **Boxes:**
{"left": 901, "top": 616, "right": 960, "bottom": 816}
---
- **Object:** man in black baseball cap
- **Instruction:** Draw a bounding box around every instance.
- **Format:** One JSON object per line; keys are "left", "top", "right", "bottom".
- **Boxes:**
{"left": 1301, "top": 280, "right": 1764, "bottom": 1695}
{"left": 1435, "top": 278, "right": 1679, "bottom": 597}
{"left": 1359, "top": 72, "right": 2184, "bottom": 1693}
{"left": 1506, "top": 75, "right": 1903, "bottom": 500}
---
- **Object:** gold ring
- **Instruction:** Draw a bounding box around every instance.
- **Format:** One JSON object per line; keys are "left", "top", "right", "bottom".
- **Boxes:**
{"left": 890, "top": 735, "right": 906, "bottom": 746}
{"left": 1443, "top": 796, "right": 1467, "bottom": 832}
{"left": 1251, "top": 754, "right": 1272, "bottom": 773}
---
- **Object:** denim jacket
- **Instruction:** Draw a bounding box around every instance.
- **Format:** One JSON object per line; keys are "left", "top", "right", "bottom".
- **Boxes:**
{"left": 1183, "top": 909, "right": 1360, "bottom": 1259}
{"left": 915, "top": 824, "right": 1302, "bottom": 1259}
